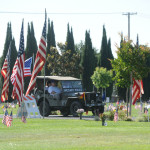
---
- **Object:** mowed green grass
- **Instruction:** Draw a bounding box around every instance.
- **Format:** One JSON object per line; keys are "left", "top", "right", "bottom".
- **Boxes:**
{"left": 1, "top": 119, "right": 150, "bottom": 150}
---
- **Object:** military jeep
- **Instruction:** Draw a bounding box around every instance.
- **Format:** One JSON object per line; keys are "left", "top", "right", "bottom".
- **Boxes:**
{"left": 33, "top": 76, "right": 104, "bottom": 117}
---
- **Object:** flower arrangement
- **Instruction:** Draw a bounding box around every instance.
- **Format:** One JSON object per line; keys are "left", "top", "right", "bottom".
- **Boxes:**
{"left": 76, "top": 109, "right": 84, "bottom": 120}
{"left": 76, "top": 109, "right": 84, "bottom": 114}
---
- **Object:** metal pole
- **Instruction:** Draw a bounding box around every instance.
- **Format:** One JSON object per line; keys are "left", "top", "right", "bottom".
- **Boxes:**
{"left": 123, "top": 12, "right": 137, "bottom": 116}
{"left": 140, "top": 81, "right": 142, "bottom": 112}
{"left": 43, "top": 62, "right": 46, "bottom": 119}
{"left": 128, "top": 13, "right": 130, "bottom": 41}
{"left": 43, "top": 9, "right": 47, "bottom": 119}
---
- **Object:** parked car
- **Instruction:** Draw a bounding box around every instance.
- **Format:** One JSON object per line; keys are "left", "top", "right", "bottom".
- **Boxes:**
{"left": 33, "top": 76, "right": 104, "bottom": 117}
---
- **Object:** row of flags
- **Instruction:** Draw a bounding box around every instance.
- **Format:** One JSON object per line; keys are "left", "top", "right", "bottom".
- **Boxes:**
{"left": 1, "top": 10, "right": 47, "bottom": 105}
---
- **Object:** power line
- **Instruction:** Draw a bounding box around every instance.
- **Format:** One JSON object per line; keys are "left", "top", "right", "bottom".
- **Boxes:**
{"left": 0, "top": 11, "right": 123, "bottom": 15}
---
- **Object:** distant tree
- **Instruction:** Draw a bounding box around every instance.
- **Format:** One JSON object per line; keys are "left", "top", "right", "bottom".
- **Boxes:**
{"left": 50, "top": 21, "right": 56, "bottom": 47}
{"left": 111, "top": 39, "right": 150, "bottom": 116}
{"left": 24, "top": 22, "right": 38, "bottom": 92}
{"left": 8, "top": 38, "right": 17, "bottom": 101}
{"left": 99, "top": 25, "right": 108, "bottom": 68}
{"left": 98, "top": 25, "right": 114, "bottom": 97}
{"left": 91, "top": 67, "right": 113, "bottom": 93}
{"left": 0, "top": 23, "right": 17, "bottom": 102}
{"left": 81, "top": 31, "right": 95, "bottom": 91}
{"left": 45, "top": 19, "right": 56, "bottom": 76}
{"left": 66, "top": 23, "right": 75, "bottom": 56}
{"left": 47, "top": 47, "right": 82, "bottom": 77}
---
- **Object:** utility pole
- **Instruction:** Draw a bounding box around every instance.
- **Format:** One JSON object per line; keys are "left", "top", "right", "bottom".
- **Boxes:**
{"left": 122, "top": 12, "right": 137, "bottom": 116}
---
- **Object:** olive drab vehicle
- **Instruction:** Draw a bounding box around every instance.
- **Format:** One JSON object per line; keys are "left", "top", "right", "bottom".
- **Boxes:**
{"left": 33, "top": 76, "right": 104, "bottom": 117}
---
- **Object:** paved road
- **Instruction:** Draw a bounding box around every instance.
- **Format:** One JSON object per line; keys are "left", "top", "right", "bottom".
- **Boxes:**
{"left": 0, "top": 114, "right": 95, "bottom": 120}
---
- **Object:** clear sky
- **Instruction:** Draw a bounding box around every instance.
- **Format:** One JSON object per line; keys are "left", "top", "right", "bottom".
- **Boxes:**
{"left": 0, "top": 0, "right": 150, "bottom": 58}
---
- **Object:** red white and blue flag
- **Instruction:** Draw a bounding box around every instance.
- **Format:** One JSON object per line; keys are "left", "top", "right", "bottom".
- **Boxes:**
{"left": 12, "top": 21, "right": 25, "bottom": 104}
{"left": 132, "top": 79, "right": 144, "bottom": 105}
{"left": 6, "top": 111, "right": 13, "bottom": 127}
{"left": 26, "top": 12, "right": 47, "bottom": 96}
{"left": 2, "top": 109, "right": 8, "bottom": 125}
{"left": 1, "top": 43, "right": 11, "bottom": 102}
{"left": 24, "top": 57, "right": 32, "bottom": 77}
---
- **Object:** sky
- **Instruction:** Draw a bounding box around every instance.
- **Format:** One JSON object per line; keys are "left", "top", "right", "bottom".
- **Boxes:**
{"left": 0, "top": 0, "right": 150, "bottom": 58}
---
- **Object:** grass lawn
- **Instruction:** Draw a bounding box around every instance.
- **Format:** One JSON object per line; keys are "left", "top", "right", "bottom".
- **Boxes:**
{"left": 0, "top": 119, "right": 150, "bottom": 150}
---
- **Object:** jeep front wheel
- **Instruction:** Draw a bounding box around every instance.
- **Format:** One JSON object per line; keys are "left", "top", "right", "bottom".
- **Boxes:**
{"left": 70, "top": 101, "right": 82, "bottom": 117}
{"left": 39, "top": 101, "right": 50, "bottom": 117}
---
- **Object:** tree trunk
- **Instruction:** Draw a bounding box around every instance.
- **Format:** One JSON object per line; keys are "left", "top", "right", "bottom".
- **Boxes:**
{"left": 129, "top": 72, "right": 132, "bottom": 116}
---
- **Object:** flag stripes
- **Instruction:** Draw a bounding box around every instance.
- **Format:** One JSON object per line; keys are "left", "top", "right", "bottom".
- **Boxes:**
{"left": 132, "top": 79, "right": 144, "bottom": 105}
{"left": 1, "top": 43, "right": 11, "bottom": 102}
{"left": 26, "top": 14, "right": 47, "bottom": 96}
{"left": 12, "top": 21, "right": 25, "bottom": 105}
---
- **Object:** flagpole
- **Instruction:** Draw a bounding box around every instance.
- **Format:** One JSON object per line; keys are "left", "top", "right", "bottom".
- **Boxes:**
{"left": 32, "top": 53, "right": 34, "bottom": 69}
{"left": 43, "top": 9, "right": 47, "bottom": 119}
{"left": 140, "top": 80, "right": 142, "bottom": 112}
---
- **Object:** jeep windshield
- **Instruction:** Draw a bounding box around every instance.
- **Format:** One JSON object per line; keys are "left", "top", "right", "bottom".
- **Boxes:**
{"left": 61, "top": 80, "right": 83, "bottom": 92}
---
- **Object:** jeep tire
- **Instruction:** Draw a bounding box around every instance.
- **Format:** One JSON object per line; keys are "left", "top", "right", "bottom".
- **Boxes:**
{"left": 39, "top": 101, "right": 50, "bottom": 117}
{"left": 70, "top": 101, "right": 82, "bottom": 117}
{"left": 60, "top": 108, "right": 70, "bottom": 117}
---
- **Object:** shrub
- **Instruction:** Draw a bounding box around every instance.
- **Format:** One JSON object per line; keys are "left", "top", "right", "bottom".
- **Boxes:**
{"left": 118, "top": 110, "right": 126, "bottom": 121}
{"left": 108, "top": 111, "right": 115, "bottom": 121}
{"left": 125, "top": 116, "right": 133, "bottom": 121}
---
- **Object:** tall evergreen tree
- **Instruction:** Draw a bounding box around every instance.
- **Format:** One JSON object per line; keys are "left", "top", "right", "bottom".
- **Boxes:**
{"left": 8, "top": 38, "right": 17, "bottom": 101}
{"left": 99, "top": 25, "right": 108, "bottom": 68}
{"left": 99, "top": 25, "right": 114, "bottom": 97}
{"left": 50, "top": 21, "right": 56, "bottom": 47}
{"left": 30, "top": 22, "right": 38, "bottom": 57}
{"left": 66, "top": 23, "right": 75, "bottom": 56}
{"left": 81, "top": 31, "right": 95, "bottom": 91}
{"left": 117, "top": 33, "right": 127, "bottom": 101}
{"left": 0, "top": 23, "right": 17, "bottom": 102}
{"left": 24, "top": 22, "right": 38, "bottom": 92}
{"left": 45, "top": 19, "right": 56, "bottom": 76}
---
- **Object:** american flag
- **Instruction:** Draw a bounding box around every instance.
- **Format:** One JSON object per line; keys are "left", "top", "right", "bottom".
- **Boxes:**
{"left": 24, "top": 57, "right": 32, "bottom": 77}
{"left": 11, "top": 57, "right": 32, "bottom": 84}
{"left": 114, "top": 110, "right": 118, "bottom": 122}
{"left": 10, "top": 60, "right": 18, "bottom": 85}
{"left": 26, "top": 12, "right": 47, "bottom": 96}
{"left": 132, "top": 79, "right": 144, "bottom": 105}
{"left": 2, "top": 109, "right": 8, "bottom": 125}
{"left": 1, "top": 43, "right": 11, "bottom": 102}
{"left": 6, "top": 111, "right": 13, "bottom": 127}
{"left": 12, "top": 21, "right": 25, "bottom": 105}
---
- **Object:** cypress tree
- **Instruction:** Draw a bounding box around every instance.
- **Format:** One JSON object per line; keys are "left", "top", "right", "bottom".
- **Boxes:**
{"left": 45, "top": 19, "right": 56, "bottom": 76}
{"left": 99, "top": 26, "right": 114, "bottom": 97}
{"left": 24, "top": 22, "right": 38, "bottom": 92}
{"left": 30, "top": 22, "right": 38, "bottom": 57}
{"left": 81, "top": 31, "right": 95, "bottom": 91}
{"left": 0, "top": 23, "right": 18, "bottom": 102}
{"left": 9, "top": 38, "right": 17, "bottom": 101}
{"left": 99, "top": 25, "right": 108, "bottom": 68}
{"left": 70, "top": 27, "right": 75, "bottom": 53}
{"left": 25, "top": 23, "right": 32, "bottom": 59}
{"left": 117, "top": 33, "right": 126, "bottom": 101}
{"left": 47, "top": 18, "right": 51, "bottom": 53}
{"left": 50, "top": 21, "right": 56, "bottom": 47}
{"left": 0, "top": 23, "right": 12, "bottom": 92}
{"left": 66, "top": 23, "right": 75, "bottom": 56}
